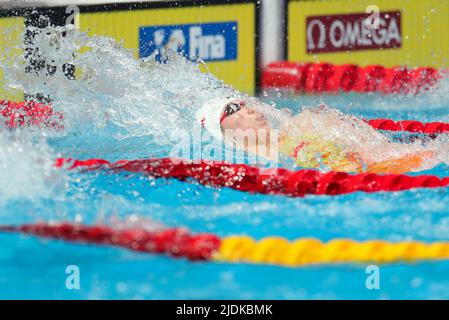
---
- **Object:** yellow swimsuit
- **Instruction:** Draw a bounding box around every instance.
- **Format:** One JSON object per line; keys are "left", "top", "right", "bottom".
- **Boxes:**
{"left": 279, "top": 134, "right": 434, "bottom": 174}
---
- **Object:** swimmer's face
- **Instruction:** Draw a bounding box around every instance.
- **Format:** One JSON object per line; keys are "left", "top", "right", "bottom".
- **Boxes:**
{"left": 220, "top": 99, "right": 271, "bottom": 148}
{"left": 220, "top": 99, "right": 270, "bottom": 132}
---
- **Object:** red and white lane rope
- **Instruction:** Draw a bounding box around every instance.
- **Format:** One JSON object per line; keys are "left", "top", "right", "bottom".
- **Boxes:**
{"left": 261, "top": 61, "right": 445, "bottom": 95}
{"left": 55, "top": 157, "right": 449, "bottom": 197}
{"left": 366, "top": 118, "right": 449, "bottom": 135}
{"left": 0, "top": 222, "right": 219, "bottom": 261}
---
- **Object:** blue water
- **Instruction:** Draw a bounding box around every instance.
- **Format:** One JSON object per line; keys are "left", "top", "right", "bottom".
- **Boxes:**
{"left": 1, "top": 89, "right": 449, "bottom": 299}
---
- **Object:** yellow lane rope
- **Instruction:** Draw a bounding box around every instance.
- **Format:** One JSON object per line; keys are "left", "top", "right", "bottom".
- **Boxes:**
{"left": 215, "top": 236, "right": 449, "bottom": 267}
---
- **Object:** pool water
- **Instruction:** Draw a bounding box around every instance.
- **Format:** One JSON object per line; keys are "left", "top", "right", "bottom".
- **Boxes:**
{"left": 1, "top": 26, "right": 449, "bottom": 299}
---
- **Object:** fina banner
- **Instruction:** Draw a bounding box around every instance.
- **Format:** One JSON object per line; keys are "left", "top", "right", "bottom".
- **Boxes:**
{"left": 77, "top": 1, "right": 257, "bottom": 94}
{"left": 139, "top": 22, "right": 238, "bottom": 62}
{"left": 288, "top": 0, "right": 449, "bottom": 68}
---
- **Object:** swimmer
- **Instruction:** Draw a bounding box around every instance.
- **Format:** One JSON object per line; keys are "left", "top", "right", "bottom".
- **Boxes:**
{"left": 195, "top": 96, "right": 440, "bottom": 174}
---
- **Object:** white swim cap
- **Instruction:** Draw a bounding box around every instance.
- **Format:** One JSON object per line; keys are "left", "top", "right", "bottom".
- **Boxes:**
{"left": 195, "top": 96, "right": 240, "bottom": 140}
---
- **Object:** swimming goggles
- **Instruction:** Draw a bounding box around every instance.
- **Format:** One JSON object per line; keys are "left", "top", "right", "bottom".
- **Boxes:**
{"left": 220, "top": 101, "right": 244, "bottom": 123}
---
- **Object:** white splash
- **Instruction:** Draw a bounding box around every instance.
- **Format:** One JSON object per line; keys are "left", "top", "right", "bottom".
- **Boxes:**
{"left": 4, "top": 25, "right": 240, "bottom": 144}
{"left": 0, "top": 127, "right": 67, "bottom": 203}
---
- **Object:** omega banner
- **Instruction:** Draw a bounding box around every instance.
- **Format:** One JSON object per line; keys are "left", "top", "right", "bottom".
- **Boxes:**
{"left": 288, "top": 0, "right": 449, "bottom": 68}
{"left": 306, "top": 11, "right": 401, "bottom": 54}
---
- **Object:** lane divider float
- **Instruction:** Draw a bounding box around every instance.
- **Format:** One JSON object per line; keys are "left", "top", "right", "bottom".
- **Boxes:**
{"left": 366, "top": 118, "right": 449, "bottom": 135}
{"left": 56, "top": 157, "right": 449, "bottom": 197}
{"left": 2, "top": 222, "right": 449, "bottom": 267}
{"left": 0, "top": 223, "right": 219, "bottom": 261}
{"left": 261, "top": 61, "right": 445, "bottom": 95}
{"left": 0, "top": 99, "right": 64, "bottom": 129}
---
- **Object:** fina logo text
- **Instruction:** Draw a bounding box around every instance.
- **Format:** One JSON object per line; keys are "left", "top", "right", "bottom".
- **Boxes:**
{"left": 139, "top": 22, "right": 238, "bottom": 62}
